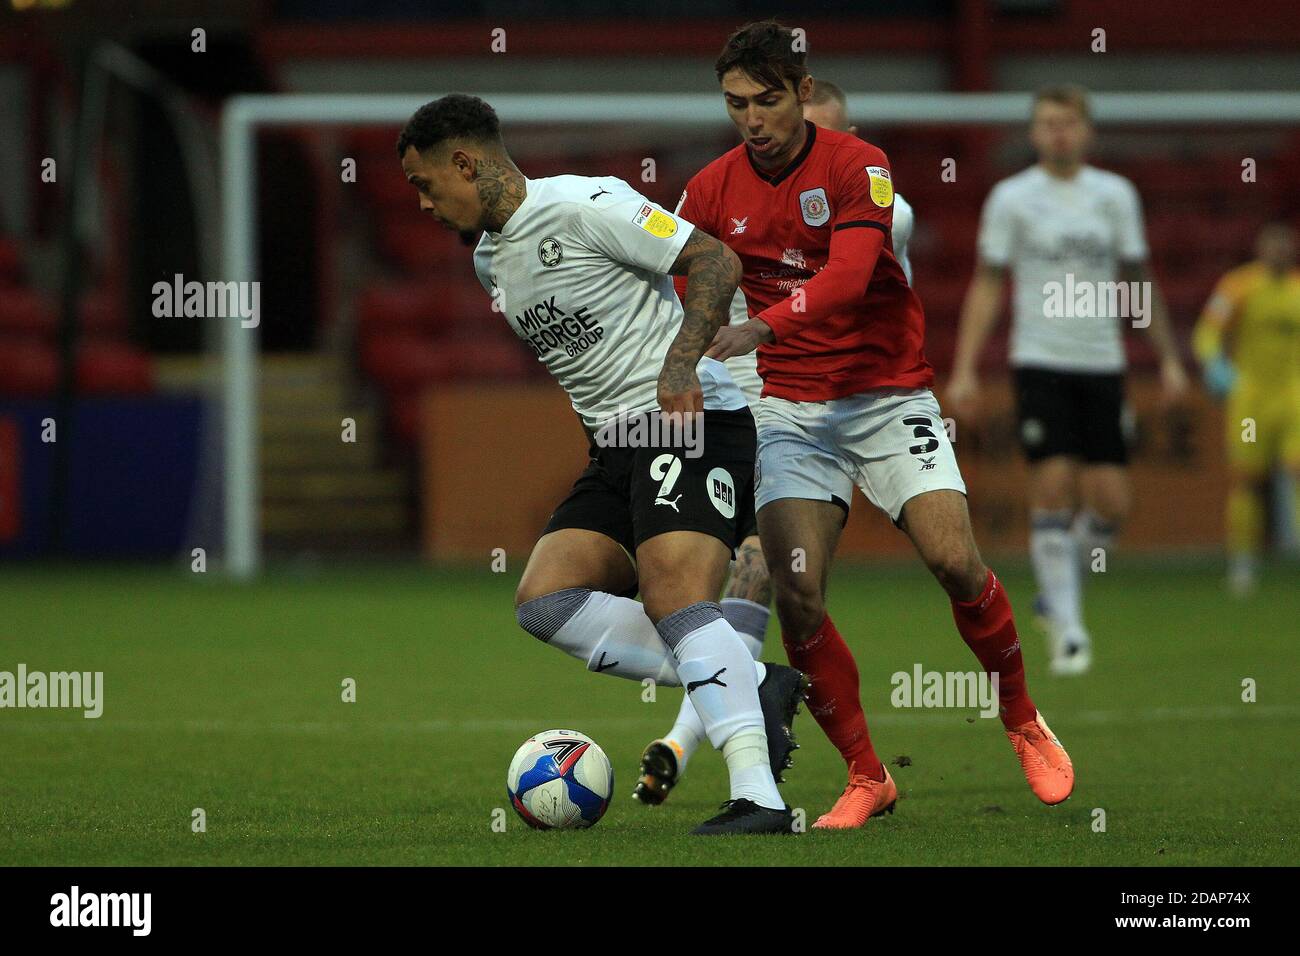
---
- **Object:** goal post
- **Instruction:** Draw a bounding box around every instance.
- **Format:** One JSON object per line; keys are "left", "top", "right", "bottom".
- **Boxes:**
{"left": 218, "top": 91, "right": 1300, "bottom": 578}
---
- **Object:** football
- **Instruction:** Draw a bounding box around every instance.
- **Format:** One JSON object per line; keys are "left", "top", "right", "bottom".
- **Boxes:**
{"left": 506, "top": 729, "right": 614, "bottom": 829}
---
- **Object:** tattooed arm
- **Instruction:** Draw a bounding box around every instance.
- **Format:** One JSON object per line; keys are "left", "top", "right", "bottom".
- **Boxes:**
{"left": 724, "top": 538, "right": 774, "bottom": 606}
{"left": 660, "top": 229, "right": 743, "bottom": 415}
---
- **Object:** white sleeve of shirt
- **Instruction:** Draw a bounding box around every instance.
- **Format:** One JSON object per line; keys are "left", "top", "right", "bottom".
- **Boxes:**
{"left": 893, "top": 193, "right": 914, "bottom": 283}
{"left": 1116, "top": 179, "right": 1149, "bottom": 263}
{"left": 571, "top": 181, "right": 695, "bottom": 275}
{"left": 727, "top": 287, "right": 749, "bottom": 326}
{"left": 471, "top": 238, "right": 494, "bottom": 296}
{"left": 976, "top": 182, "right": 1016, "bottom": 267}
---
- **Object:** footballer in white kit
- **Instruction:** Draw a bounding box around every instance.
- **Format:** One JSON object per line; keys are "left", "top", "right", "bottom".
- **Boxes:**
{"left": 398, "top": 93, "right": 808, "bottom": 836}
{"left": 473, "top": 175, "right": 770, "bottom": 570}
{"left": 951, "top": 85, "right": 1188, "bottom": 674}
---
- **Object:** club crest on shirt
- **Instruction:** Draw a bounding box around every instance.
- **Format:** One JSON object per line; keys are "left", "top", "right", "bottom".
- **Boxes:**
{"left": 799, "top": 187, "right": 831, "bottom": 227}
{"left": 730, "top": 216, "right": 749, "bottom": 235}
{"left": 631, "top": 203, "right": 678, "bottom": 238}
{"left": 538, "top": 237, "right": 563, "bottom": 267}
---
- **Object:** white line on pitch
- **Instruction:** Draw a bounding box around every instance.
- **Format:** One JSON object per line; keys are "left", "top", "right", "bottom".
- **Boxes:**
{"left": 1, "top": 704, "right": 1296, "bottom": 734}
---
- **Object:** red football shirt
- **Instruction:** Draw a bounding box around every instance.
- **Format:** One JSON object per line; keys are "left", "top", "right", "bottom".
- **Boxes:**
{"left": 677, "top": 121, "right": 932, "bottom": 401}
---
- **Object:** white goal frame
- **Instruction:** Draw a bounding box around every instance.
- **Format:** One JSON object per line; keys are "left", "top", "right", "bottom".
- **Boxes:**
{"left": 219, "top": 91, "right": 1300, "bottom": 578}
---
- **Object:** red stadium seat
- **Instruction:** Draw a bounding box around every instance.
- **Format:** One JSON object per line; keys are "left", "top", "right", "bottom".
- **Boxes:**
{"left": 0, "top": 288, "right": 127, "bottom": 341}
{"left": 361, "top": 334, "right": 456, "bottom": 390}
{"left": 355, "top": 281, "right": 470, "bottom": 338}
{"left": 75, "top": 343, "right": 154, "bottom": 395}
{"left": 360, "top": 156, "right": 418, "bottom": 210}
{"left": 0, "top": 335, "right": 59, "bottom": 397}
{"left": 388, "top": 388, "right": 424, "bottom": 447}
{"left": 377, "top": 218, "right": 478, "bottom": 277}
{"left": 924, "top": 327, "right": 957, "bottom": 375}
{"left": 913, "top": 211, "right": 980, "bottom": 272}
{"left": 363, "top": 333, "right": 533, "bottom": 390}
{"left": 0, "top": 289, "right": 57, "bottom": 336}
{"left": 0, "top": 238, "right": 23, "bottom": 286}
{"left": 1162, "top": 273, "right": 1216, "bottom": 321}
{"left": 372, "top": 338, "right": 536, "bottom": 448}
{"left": 913, "top": 275, "right": 969, "bottom": 327}
{"left": 79, "top": 289, "right": 128, "bottom": 337}
{"left": 435, "top": 338, "right": 534, "bottom": 379}
{"left": 347, "top": 127, "right": 402, "bottom": 160}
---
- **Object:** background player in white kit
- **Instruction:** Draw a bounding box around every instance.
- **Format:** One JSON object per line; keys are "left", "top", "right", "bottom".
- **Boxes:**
{"left": 397, "top": 94, "right": 807, "bottom": 835}
{"left": 637, "top": 77, "right": 919, "bottom": 803}
{"left": 949, "top": 85, "right": 1189, "bottom": 675}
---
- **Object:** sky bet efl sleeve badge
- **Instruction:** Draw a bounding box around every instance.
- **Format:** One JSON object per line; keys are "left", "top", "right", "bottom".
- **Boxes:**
{"left": 799, "top": 187, "right": 831, "bottom": 227}
{"left": 632, "top": 203, "right": 678, "bottom": 238}
{"left": 865, "top": 166, "right": 894, "bottom": 207}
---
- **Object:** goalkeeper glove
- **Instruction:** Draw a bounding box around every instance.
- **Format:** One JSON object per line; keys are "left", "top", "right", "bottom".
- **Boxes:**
{"left": 1202, "top": 353, "right": 1236, "bottom": 398}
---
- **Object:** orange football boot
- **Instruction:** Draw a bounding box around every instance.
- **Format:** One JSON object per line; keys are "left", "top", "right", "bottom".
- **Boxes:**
{"left": 811, "top": 764, "right": 898, "bottom": 830}
{"left": 1005, "top": 712, "right": 1074, "bottom": 805}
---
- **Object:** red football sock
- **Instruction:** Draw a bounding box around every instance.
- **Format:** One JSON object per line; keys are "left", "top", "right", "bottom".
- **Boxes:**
{"left": 951, "top": 569, "right": 1036, "bottom": 728}
{"left": 783, "top": 614, "right": 884, "bottom": 780}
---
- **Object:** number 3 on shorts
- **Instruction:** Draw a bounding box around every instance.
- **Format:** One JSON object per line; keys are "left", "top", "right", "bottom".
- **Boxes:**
{"left": 902, "top": 415, "right": 940, "bottom": 455}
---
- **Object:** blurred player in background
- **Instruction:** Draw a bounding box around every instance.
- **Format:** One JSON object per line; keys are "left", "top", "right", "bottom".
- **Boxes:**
{"left": 949, "top": 85, "right": 1189, "bottom": 676}
{"left": 1193, "top": 222, "right": 1300, "bottom": 596}
{"left": 398, "top": 94, "right": 807, "bottom": 835}
{"left": 638, "top": 75, "right": 919, "bottom": 806}
{"left": 642, "top": 20, "right": 1074, "bottom": 830}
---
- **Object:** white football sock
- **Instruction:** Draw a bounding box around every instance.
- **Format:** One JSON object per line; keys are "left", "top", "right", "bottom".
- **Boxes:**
{"left": 659, "top": 607, "right": 782, "bottom": 809}
{"left": 1072, "top": 509, "right": 1117, "bottom": 576}
{"left": 722, "top": 729, "right": 781, "bottom": 808}
{"left": 521, "top": 589, "right": 680, "bottom": 685}
{"left": 1030, "top": 510, "right": 1085, "bottom": 641}
{"left": 720, "top": 597, "right": 770, "bottom": 657}
{"left": 665, "top": 661, "right": 768, "bottom": 775}
{"left": 664, "top": 705, "right": 706, "bottom": 773}
{"left": 666, "top": 600, "right": 768, "bottom": 773}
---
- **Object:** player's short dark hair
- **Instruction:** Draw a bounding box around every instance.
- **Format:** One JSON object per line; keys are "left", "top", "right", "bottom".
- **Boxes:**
{"left": 809, "top": 79, "right": 846, "bottom": 108}
{"left": 396, "top": 94, "right": 502, "bottom": 157}
{"left": 714, "top": 19, "right": 808, "bottom": 93}
{"left": 1032, "top": 84, "right": 1092, "bottom": 123}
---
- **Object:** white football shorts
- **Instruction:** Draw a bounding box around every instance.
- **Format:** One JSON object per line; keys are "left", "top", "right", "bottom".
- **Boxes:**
{"left": 754, "top": 387, "right": 966, "bottom": 521}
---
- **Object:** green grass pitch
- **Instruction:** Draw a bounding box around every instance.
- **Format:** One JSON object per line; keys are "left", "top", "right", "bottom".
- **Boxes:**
{"left": 1, "top": 560, "right": 1295, "bottom": 866}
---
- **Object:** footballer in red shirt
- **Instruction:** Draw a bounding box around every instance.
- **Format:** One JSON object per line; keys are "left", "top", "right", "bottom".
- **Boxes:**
{"left": 682, "top": 108, "right": 930, "bottom": 403}
{"left": 637, "top": 20, "right": 1074, "bottom": 828}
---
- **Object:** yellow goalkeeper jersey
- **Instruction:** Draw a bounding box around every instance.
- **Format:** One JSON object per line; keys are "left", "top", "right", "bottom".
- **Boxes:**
{"left": 1194, "top": 262, "right": 1300, "bottom": 386}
